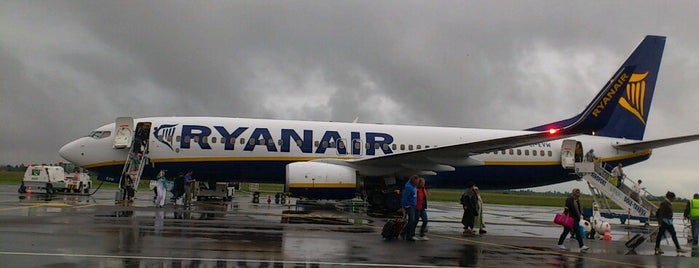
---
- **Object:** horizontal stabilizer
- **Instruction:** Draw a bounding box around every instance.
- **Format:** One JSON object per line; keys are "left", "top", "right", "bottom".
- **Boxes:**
{"left": 614, "top": 134, "right": 699, "bottom": 151}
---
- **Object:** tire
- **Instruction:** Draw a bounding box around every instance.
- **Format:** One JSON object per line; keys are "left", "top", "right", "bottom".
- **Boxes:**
{"left": 18, "top": 184, "right": 26, "bottom": 194}
{"left": 76, "top": 182, "right": 84, "bottom": 193}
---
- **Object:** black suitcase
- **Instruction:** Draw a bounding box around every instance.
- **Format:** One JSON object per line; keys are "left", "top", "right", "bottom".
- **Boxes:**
{"left": 381, "top": 217, "right": 404, "bottom": 240}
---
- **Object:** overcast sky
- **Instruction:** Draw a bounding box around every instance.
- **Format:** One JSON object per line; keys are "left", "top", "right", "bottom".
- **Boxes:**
{"left": 2, "top": 1, "right": 699, "bottom": 197}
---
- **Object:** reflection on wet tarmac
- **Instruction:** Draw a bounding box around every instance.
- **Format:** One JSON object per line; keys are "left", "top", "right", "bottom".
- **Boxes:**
{"left": 2, "top": 185, "right": 699, "bottom": 267}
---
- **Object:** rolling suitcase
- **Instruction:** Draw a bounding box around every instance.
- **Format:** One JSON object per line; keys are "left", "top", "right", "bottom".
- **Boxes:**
{"left": 381, "top": 216, "right": 405, "bottom": 240}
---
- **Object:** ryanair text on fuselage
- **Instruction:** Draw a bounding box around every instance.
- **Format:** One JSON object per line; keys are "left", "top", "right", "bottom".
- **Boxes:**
{"left": 154, "top": 124, "right": 394, "bottom": 155}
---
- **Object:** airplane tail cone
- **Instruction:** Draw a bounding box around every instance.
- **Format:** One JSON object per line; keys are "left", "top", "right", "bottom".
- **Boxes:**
{"left": 603, "top": 226, "right": 612, "bottom": 241}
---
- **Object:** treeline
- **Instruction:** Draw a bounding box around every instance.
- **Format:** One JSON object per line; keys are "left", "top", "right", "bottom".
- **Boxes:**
{"left": 0, "top": 164, "right": 28, "bottom": 172}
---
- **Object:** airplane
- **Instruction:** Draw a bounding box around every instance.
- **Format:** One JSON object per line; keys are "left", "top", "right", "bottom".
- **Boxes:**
{"left": 59, "top": 35, "right": 699, "bottom": 210}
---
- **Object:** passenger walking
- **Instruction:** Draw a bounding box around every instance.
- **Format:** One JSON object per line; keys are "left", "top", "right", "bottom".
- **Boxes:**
{"left": 584, "top": 149, "right": 597, "bottom": 162}
{"left": 654, "top": 191, "right": 687, "bottom": 255}
{"left": 556, "top": 188, "right": 590, "bottom": 252}
{"left": 460, "top": 182, "right": 478, "bottom": 235}
{"left": 683, "top": 193, "right": 699, "bottom": 246}
{"left": 155, "top": 170, "right": 167, "bottom": 208}
{"left": 611, "top": 163, "right": 624, "bottom": 188}
{"left": 631, "top": 179, "right": 644, "bottom": 202}
{"left": 473, "top": 186, "right": 487, "bottom": 234}
{"left": 171, "top": 172, "right": 185, "bottom": 202}
{"left": 416, "top": 178, "right": 429, "bottom": 240}
{"left": 400, "top": 175, "right": 420, "bottom": 241}
{"left": 184, "top": 170, "right": 195, "bottom": 207}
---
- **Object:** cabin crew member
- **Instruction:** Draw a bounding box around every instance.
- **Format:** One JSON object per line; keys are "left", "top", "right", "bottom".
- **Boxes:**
{"left": 655, "top": 191, "right": 687, "bottom": 255}
{"left": 684, "top": 193, "right": 699, "bottom": 246}
{"left": 557, "top": 188, "right": 590, "bottom": 252}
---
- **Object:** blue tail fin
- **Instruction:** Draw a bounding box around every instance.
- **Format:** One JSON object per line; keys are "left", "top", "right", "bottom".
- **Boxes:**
{"left": 528, "top": 35, "right": 666, "bottom": 140}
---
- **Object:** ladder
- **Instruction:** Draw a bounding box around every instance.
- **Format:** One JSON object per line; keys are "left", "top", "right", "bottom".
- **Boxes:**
{"left": 575, "top": 162, "right": 658, "bottom": 223}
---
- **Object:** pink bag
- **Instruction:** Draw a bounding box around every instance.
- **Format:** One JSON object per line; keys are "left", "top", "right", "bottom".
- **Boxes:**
{"left": 554, "top": 213, "right": 574, "bottom": 229}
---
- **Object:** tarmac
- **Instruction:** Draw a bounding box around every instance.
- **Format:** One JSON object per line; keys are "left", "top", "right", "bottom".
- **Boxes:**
{"left": 1, "top": 184, "right": 698, "bottom": 267}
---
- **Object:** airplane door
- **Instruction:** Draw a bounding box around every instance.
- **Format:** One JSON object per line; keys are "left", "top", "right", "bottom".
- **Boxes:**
{"left": 113, "top": 117, "right": 134, "bottom": 149}
{"left": 560, "top": 139, "right": 580, "bottom": 169}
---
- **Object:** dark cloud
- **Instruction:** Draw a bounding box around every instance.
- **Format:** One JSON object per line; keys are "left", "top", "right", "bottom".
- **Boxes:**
{"left": 2, "top": 1, "right": 699, "bottom": 196}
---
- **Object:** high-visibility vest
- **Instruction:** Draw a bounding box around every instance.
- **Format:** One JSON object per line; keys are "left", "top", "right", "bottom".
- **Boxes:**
{"left": 690, "top": 199, "right": 699, "bottom": 219}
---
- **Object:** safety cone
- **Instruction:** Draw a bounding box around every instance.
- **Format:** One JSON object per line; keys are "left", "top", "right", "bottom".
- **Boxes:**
{"left": 603, "top": 226, "right": 612, "bottom": 241}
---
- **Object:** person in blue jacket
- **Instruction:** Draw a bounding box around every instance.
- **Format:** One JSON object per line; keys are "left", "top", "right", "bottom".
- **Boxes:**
{"left": 400, "top": 175, "right": 420, "bottom": 241}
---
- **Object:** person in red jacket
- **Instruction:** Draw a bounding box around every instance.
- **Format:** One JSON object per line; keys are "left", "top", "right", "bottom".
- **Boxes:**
{"left": 415, "top": 177, "right": 429, "bottom": 240}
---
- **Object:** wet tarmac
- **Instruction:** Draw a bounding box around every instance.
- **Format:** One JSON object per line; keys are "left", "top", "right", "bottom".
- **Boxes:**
{"left": 1, "top": 184, "right": 698, "bottom": 267}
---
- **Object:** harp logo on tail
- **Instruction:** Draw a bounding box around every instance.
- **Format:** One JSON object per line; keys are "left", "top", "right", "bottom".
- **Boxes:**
{"left": 619, "top": 72, "right": 649, "bottom": 125}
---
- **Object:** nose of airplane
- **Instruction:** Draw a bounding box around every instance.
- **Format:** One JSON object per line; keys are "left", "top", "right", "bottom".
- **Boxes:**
{"left": 59, "top": 139, "right": 84, "bottom": 165}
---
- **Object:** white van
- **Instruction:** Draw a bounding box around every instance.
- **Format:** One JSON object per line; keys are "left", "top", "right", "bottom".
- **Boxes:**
{"left": 19, "top": 165, "right": 91, "bottom": 194}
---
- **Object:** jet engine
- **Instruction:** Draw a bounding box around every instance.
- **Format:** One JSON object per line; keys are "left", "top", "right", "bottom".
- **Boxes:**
{"left": 285, "top": 162, "right": 357, "bottom": 200}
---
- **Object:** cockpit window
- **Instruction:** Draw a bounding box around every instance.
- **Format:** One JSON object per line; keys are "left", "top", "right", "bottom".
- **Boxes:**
{"left": 88, "top": 131, "right": 112, "bottom": 139}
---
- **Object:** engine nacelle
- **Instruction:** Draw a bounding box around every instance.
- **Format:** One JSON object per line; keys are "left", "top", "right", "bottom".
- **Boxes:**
{"left": 286, "top": 162, "right": 357, "bottom": 200}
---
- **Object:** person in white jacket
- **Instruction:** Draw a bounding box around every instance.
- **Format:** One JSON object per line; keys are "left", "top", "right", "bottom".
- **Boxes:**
{"left": 155, "top": 170, "right": 168, "bottom": 208}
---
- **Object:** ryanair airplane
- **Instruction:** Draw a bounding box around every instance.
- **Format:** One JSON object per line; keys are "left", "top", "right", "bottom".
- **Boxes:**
{"left": 59, "top": 35, "right": 699, "bottom": 209}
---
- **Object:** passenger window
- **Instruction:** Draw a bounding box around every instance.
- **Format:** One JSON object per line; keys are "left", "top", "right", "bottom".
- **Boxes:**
{"left": 392, "top": 144, "right": 397, "bottom": 150}
{"left": 525, "top": 150, "right": 529, "bottom": 156}
{"left": 354, "top": 141, "right": 361, "bottom": 150}
{"left": 383, "top": 144, "right": 389, "bottom": 150}
{"left": 509, "top": 149, "right": 513, "bottom": 155}
{"left": 548, "top": 151, "right": 553, "bottom": 157}
{"left": 269, "top": 139, "right": 274, "bottom": 145}
{"left": 329, "top": 141, "right": 335, "bottom": 148}
{"left": 517, "top": 149, "right": 521, "bottom": 155}
{"left": 409, "top": 145, "right": 414, "bottom": 151}
{"left": 425, "top": 145, "right": 430, "bottom": 149}
{"left": 202, "top": 136, "right": 207, "bottom": 144}
{"left": 278, "top": 139, "right": 283, "bottom": 146}
{"left": 176, "top": 136, "right": 181, "bottom": 142}
{"left": 322, "top": 141, "right": 328, "bottom": 148}
{"left": 365, "top": 142, "right": 370, "bottom": 150}
{"left": 297, "top": 140, "right": 303, "bottom": 147}
{"left": 315, "top": 141, "right": 320, "bottom": 147}
{"left": 416, "top": 145, "right": 421, "bottom": 150}
{"left": 532, "top": 150, "right": 537, "bottom": 156}
{"left": 184, "top": 136, "right": 190, "bottom": 143}
{"left": 211, "top": 137, "right": 216, "bottom": 143}
{"left": 400, "top": 144, "right": 405, "bottom": 151}
{"left": 338, "top": 141, "right": 345, "bottom": 149}
{"left": 193, "top": 136, "right": 199, "bottom": 143}
{"left": 167, "top": 136, "right": 173, "bottom": 142}
{"left": 540, "top": 150, "right": 545, "bottom": 157}
{"left": 240, "top": 138, "right": 246, "bottom": 145}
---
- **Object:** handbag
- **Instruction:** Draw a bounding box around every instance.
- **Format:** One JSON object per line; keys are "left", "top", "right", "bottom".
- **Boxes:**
{"left": 554, "top": 213, "right": 574, "bottom": 229}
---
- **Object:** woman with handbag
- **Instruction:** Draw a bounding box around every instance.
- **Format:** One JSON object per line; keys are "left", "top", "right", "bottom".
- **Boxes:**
{"left": 556, "top": 188, "right": 590, "bottom": 252}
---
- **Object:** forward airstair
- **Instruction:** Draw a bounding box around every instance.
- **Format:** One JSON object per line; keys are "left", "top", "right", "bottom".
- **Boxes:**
{"left": 114, "top": 119, "right": 151, "bottom": 202}
{"left": 574, "top": 162, "right": 658, "bottom": 224}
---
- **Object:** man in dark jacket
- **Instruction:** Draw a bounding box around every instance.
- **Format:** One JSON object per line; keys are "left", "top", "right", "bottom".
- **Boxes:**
{"left": 461, "top": 181, "right": 479, "bottom": 235}
{"left": 556, "top": 188, "right": 589, "bottom": 252}
{"left": 654, "top": 191, "right": 687, "bottom": 255}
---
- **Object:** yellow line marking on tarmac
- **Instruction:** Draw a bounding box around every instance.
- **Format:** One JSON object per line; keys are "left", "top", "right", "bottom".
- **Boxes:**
{"left": 0, "top": 202, "right": 97, "bottom": 212}
{"left": 433, "top": 234, "right": 654, "bottom": 268}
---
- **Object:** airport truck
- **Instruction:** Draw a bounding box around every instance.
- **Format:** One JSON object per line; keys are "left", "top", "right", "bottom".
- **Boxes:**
{"left": 19, "top": 164, "right": 91, "bottom": 194}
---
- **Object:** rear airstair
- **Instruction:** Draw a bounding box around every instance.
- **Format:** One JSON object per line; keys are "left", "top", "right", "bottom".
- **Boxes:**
{"left": 575, "top": 162, "right": 658, "bottom": 224}
{"left": 114, "top": 120, "right": 152, "bottom": 202}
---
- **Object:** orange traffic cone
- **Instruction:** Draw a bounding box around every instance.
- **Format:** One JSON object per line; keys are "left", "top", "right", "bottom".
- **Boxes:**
{"left": 603, "top": 226, "right": 612, "bottom": 241}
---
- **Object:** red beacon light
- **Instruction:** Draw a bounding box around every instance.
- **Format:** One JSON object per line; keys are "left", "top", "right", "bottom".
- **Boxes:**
{"left": 548, "top": 128, "right": 559, "bottom": 135}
